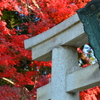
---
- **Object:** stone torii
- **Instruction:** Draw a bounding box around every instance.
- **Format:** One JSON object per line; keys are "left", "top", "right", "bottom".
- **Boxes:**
{"left": 24, "top": 1, "right": 100, "bottom": 98}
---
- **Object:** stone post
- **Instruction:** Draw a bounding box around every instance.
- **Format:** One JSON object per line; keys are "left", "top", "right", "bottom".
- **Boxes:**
{"left": 51, "top": 46, "right": 79, "bottom": 100}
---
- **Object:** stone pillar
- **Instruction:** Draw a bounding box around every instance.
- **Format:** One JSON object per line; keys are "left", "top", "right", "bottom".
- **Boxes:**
{"left": 51, "top": 46, "right": 79, "bottom": 100}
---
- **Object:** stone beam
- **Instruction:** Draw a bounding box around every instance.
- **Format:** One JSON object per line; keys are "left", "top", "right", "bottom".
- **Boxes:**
{"left": 24, "top": 14, "right": 88, "bottom": 61}
{"left": 66, "top": 63, "right": 100, "bottom": 93}
{"left": 37, "top": 83, "right": 51, "bottom": 100}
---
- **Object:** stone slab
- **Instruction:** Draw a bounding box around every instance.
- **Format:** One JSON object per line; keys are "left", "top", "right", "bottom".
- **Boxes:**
{"left": 24, "top": 14, "right": 80, "bottom": 50}
{"left": 32, "top": 22, "right": 87, "bottom": 61}
{"left": 24, "top": 14, "right": 88, "bottom": 61}
{"left": 66, "top": 63, "right": 100, "bottom": 93}
{"left": 37, "top": 83, "right": 51, "bottom": 100}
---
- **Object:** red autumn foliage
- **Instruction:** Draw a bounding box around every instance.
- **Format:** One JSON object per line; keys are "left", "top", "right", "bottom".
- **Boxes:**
{"left": 0, "top": 0, "right": 99, "bottom": 100}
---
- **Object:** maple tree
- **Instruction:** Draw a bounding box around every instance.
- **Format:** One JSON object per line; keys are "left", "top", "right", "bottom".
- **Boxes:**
{"left": 0, "top": 0, "right": 99, "bottom": 100}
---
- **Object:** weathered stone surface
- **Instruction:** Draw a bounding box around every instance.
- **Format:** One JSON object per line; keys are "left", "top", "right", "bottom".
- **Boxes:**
{"left": 24, "top": 14, "right": 88, "bottom": 61}
{"left": 37, "top": 83, "right": 51, "bottom": 100}
{"left": 66, "top": 63, "right": 100, "bottom": 93}
{"left": 51, "top": 46, "right": 79, "bottom": 100}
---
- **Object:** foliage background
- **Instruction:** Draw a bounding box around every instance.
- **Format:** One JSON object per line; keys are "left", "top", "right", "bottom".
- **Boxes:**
{"left": 0, "top": 0, "right": 100, "bottom": 100}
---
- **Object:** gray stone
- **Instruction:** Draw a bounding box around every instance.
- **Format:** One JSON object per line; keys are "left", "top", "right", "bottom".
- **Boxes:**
{"left": 37, "top": 83, "right": 51, "bottom": 100}
{"left": 66, "top": 63, "right": 100, "bottom": 93}
{"left": 51, "top": 46, "right": 79, "bottom": 100}
{"left": 24, "top": 14, "right": 88, "bottom": 61}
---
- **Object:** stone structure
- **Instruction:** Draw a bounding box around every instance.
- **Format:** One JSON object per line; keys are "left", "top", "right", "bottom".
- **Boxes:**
{"left": 24, "top": 14, "right": 100, "bottom": 100}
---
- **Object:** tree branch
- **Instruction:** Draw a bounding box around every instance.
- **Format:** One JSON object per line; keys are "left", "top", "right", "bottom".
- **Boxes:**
{"left": 2, "top": 77, "right": 15, "bottom": 85}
